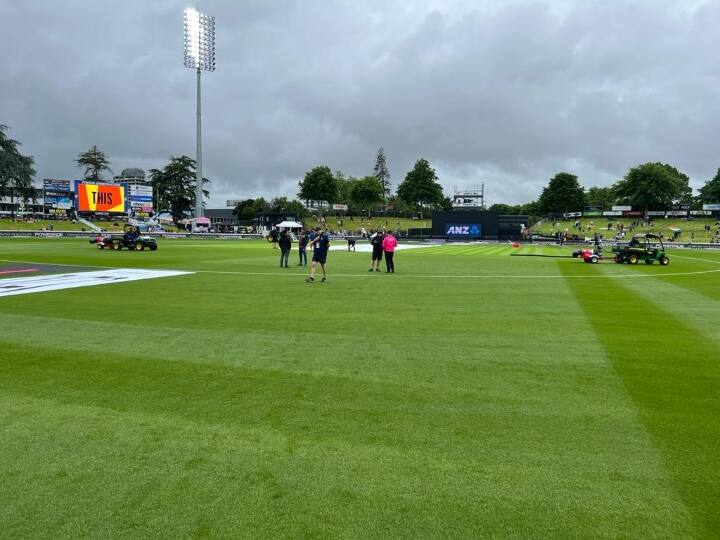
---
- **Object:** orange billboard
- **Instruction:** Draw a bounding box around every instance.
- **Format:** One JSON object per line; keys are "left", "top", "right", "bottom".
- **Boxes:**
{"left": 76, "top": 183, "right": 126, "bottom": 213}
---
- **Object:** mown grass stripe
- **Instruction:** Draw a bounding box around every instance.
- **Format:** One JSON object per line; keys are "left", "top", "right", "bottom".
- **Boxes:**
{"left": 562, "top": 261, "right": 720, "bottom": 536}
{"left": 598, "top": 264, "right": 720, "bottom": 346}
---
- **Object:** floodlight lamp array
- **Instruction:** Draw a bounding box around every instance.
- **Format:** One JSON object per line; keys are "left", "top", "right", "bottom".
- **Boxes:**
{"left": 184, "top": 8, "right": 216, "bottom": 71}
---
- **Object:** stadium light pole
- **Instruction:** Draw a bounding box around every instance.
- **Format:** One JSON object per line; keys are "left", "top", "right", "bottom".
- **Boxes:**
{"left": 184, "top": 6, "right": 216, "bottom": 219}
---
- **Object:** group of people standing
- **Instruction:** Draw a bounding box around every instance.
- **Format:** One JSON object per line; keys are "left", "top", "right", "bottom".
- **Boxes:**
{"left": 274, "top": 227, "right": 398, "bottom": 281}
{"left": 368, "top": 230, "right": 398, "bottom": 273}
{"left": 275, "top": 227, "right": 330, "bottom": 282}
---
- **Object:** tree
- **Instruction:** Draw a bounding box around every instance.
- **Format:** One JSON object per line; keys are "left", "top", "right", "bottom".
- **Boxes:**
{"left": 584, "top": 186, "right": 615, "bottom": 209}
{"left": 537, "top": 172, "right": 585, "bottom": 214}
{"left": 349, "top": 176, "right": 383, "bottom": 216}
{"left": 439, "top": 196, "right": 454, "bottom": 211}
{"left": 270, "top": 196, "right": 306, "bottom": 218}
{"left": 0, "top": 125, "right": 36, "bottom": 217}
{"left": 373, "top": 147, "right": 391, "bottom": 202}
{"left": 489, "top": 203, "right": 536, "bottom": 215}
{"left": 76, "top": 145, "right": 112, "bottom": 182}
{"left": 613, "top": 162, "right": 691, "bottom": 210}
{"left": 239, "top": 206, "right": 256, "bottom": 221}
{"left": 396, "top": 158, "right": 444, "bottom": 219}
{"left": 148, "top": 155, "right": 210, "bottom": 227}
{"left": 233, "top": 199, "right": 258, "bottom": 222}
{"left": 699, "top": 168, "right": 720, "bottom": 204}
{"left": 333, "top": 170, "right": 356, "bottom": 205}
{"left": 252, "top": 197, "right": 271, "bottom": 213}
{"left": 521, "top": 200, "right": 542, "bottom": 220}
{"left": 489, "top": 203, "right": 514, "bottom": 214}
{"left": 298, "top": 165, "right": 338, "bottom": 211}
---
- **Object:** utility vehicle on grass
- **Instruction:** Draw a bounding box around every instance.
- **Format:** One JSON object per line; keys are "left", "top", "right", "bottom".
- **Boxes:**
{"left": 89, "top": 226, "right": 157, "bottom": 251}
{"left": 612, "top": 233, "right": 668, "bottom": 265}
{"left": 575, "top": 248, "right": 602, "bottom": 263}
{"left": 572, "top": 235, "right": 603, "bottom": 263}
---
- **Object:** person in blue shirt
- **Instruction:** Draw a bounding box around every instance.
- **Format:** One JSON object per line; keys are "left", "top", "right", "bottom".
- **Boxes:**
{"left": 305, "top": 226, "right": 330, "bottom": 282}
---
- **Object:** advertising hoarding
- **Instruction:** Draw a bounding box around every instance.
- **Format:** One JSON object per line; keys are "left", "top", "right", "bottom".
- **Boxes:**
{"left": 120, "top": 184, "right": 152, "bottom": 213}
{"left": 583, "top": 211, "right": 603, "bottom": 217}
{"left": 612, "top": 205, "right": 631, "bottom": 211}
{"left": 703, "top": 204, "right": 720, "bottom": 211}
{"left": 646, "top": 211, "right": 666, "bottom": 216}
{"left": 43, "top": 179, "right": 73, "bottom": 210}
{"left": 332, "top": 204, "right": 348, "bottom": 211}
{"left": 622, "top": 211, "right": 644, "bottom": 217}
{"left": 44, "top": 191, "right": 73, "bottom": 209}
{"left": 444, "top": 223, "right": 482, "bottom": 236}
{"left": 603, "top": 211, "right": 622, "bottom": 216}
{"left": 75, "top": 182, "right": 126, "bottom": 213}
{"left": 43, "top": 179, "right": 72, "bottom": 191}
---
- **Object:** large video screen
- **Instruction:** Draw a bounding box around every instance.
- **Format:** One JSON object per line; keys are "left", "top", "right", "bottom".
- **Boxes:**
{"left": 75, "top": 182, "right": 126, "bottom": 213}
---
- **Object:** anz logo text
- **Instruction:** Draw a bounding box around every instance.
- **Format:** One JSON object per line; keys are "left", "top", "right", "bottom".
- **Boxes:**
{"left": 445, "top": 224, "right": 481, "bottom": 236}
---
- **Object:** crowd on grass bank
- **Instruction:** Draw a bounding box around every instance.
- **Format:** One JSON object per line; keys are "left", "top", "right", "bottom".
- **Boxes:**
{"left": 538, "top": 217, "right": 720, "bottom": 244}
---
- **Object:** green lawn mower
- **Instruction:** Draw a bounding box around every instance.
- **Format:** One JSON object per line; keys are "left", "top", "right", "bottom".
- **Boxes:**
{"left": 612, "top": 233, "right": 669, "bottom": 265}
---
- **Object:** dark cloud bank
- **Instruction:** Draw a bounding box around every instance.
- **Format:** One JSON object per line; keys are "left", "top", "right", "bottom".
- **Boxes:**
{"left": 2, "top": 0, "right": 719, "bottom": 206}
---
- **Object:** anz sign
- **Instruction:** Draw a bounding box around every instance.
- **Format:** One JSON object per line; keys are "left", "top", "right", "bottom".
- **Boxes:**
{"left": 445, "top": 223, "right": 482, "bottom": 237}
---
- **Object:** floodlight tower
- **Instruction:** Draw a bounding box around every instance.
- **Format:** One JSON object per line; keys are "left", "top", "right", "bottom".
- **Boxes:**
{"left": 184, "top": 6, "right": 216, "bottom": 218}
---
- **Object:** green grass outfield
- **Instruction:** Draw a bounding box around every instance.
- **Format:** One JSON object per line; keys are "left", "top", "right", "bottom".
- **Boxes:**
{"left": 1, "top": 238, "right": 719, "bottom": 537}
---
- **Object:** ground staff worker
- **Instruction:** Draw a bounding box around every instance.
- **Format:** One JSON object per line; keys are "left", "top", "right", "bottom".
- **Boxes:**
{"left": 298, "top": 229, "right": 309, "bottom": 266}
{"left": 382, "top": 230, "right": 397, "bottom": 273}
{"left": 368, "top": 231, "right": 384, "bottom": 272}
{"left": 278, "top": 230, "right": 292, "bottom": 267}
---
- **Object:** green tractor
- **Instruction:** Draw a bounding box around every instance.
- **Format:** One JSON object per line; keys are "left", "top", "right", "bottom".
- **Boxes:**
{"left": 111, "top": 224, "right": 158, "bottom": 251}
{"left": 612, "top": 233, "right": 669, "bottom": 266}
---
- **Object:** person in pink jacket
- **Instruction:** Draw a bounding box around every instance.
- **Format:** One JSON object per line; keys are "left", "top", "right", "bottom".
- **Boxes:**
{"left": 381, "top": 230, "right": 398, "bottom": 273}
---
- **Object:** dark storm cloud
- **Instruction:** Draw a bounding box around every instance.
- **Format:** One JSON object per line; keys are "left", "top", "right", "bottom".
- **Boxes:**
{"left": 2, "top": 0, "right": 719, "bottom": 205}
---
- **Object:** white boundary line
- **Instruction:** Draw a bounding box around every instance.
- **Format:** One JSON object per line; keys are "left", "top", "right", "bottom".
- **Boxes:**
{"left": 671, "top": 254, "right": 720, "bottom": 265}
{"left": 2, "top": 257, "right": 720, "bottom": 280}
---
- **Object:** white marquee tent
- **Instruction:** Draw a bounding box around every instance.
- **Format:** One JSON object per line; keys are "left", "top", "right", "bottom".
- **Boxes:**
{"left": 275, "top": 220, "right": 303, "bottom": 230}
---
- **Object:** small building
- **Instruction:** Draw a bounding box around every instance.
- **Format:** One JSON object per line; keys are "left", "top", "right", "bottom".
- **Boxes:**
{"left": 204, "top": 208, "right": 240, "bottom": 232}
{"left": 114, "top": 168, "right": 148, "bottom": 187}
{"left": 0, "top": 186, "right": 45, "bottom": 216}
{"left": 254, "top": 212, "right": 298, "bottom": 232}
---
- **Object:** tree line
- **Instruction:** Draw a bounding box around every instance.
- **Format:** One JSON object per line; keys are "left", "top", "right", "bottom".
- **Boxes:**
{"left": 4, "top": 122, "right": 720, "bottom": 224}
{"left": 293, "top": 148, "right": 449, "bottom": 220}
{"left": 492, "top": 164, "right": 720, "bottom": 217}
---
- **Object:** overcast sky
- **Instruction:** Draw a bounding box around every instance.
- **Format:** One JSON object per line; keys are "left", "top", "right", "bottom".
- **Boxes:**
{"left": 2, "top": 0, "right": 719, "bottom": 207}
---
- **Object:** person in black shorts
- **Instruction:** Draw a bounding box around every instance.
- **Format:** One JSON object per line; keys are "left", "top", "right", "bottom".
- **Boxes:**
{"left": 347, "top": 237, "right": 356, "bottom": 252}
{"left": 368, "top": 230, "right": 384, "bottom": 272}
{"left": 306, "top": 226, "right": 330, "bottom": 282}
